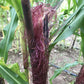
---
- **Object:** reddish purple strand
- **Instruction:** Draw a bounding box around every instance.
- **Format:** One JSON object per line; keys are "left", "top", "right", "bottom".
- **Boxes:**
{"left": 31, "top": 4, "right": 49, "bottom": 84}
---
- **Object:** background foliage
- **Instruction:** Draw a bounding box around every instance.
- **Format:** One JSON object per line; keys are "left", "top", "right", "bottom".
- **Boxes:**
{"left": 0, "top": 0, "right": 84, "bottom": 84}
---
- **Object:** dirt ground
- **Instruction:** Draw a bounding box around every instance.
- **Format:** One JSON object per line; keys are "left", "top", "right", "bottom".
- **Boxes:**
{"left": 49, "top": 46, "right": 82, "bottom": 84}
{"left": 2, "top": 35, "right": 83, "bottom": 84}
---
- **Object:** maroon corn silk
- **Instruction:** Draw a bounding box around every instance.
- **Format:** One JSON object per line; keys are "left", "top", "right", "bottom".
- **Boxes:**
{"left": 30, "top": 4, "right": 49, "bottom": 84}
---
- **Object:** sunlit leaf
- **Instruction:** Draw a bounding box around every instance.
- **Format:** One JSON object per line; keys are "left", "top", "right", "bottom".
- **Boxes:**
{"left": 67, "top": 0, "right": 71, "bottom": 11}
{"left": 0, "top": 5, "right": 9, "bottom": 10}
{"left": 0, "top": 65, "right": 28, "bottom": 84}
{"left": 9, "top": 63, "right": 27, "bottom": 81}
{"left": 73, "top": 0, "right": 77, "bottom": 11}
{"left": 0, "top": 58, "right": 27, "bottom": 82}
{"left": 6, "top": 0, "right": 23, "bottom": 20}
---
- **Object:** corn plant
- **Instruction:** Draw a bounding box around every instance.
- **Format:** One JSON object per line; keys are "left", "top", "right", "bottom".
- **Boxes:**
{"left": 0, "top": 0, "right": 84, "bottom": 84}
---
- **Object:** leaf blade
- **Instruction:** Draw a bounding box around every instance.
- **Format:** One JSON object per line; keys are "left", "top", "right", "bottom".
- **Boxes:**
{"left": 0, "top": 7, "right": 18, "bottom": 63}
{"left": 0, "top": 65, "right": 28, "bottom": 84}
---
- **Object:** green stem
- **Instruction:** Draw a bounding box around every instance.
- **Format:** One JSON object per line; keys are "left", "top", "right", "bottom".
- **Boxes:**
{"left": 25, "top": 69, "right": 29, "bottom": 83}
{"left": 19, "top": 21, "right": 29, "bottom": 83}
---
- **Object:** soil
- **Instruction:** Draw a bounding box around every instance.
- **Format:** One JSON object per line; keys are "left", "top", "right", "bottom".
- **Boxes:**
{"left": 1, "top": 35, "right": 83, "bottom": 84}
{"left": 49, "top": 47, "right": 82, "bottom": 84}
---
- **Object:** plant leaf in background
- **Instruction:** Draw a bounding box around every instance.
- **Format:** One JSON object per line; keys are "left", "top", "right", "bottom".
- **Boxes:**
{"left": 80, "top": 25, "right": 84, "bottom": 57}
{"left": 67, "top": 0, "right": 71, "bottom": 11}
{"left": 49, "top": 61, "right": 79, "bottom": 84}
{"left": 49, "top": 3, "right": 84, "bottom": 51}
{"left": 6, "top": 0, "right": 23, "bottom": 20}
{"left": 46, "top": 0, "right": 63, "bottom": 7}
{"left": 9, "top": 63, "right": 27, "bottom": 81}
{"left": 73, "top": 0, "right": 77, "bottom": 11}
{"left": 81, "top": 31, "right": 84, "bottom": 57}
{"left": 0, "top": 65, "right": 28, "bottom": 84}
{"left": 49, "top": 3, "right": 84, "bottom": 39}
{"left": 0, "top": 58, "right": 27, "bottom": 82}
{"left": 0, "top": 5, "right": 9, "bottom": 10}
{"left": 0, "top": 7, "right": 18, "bottom": 63}
{"left": 78, "top": 0, "right": 84, "bottom": 58}
{"left": 54, "top": 9, "right": 84, "bottom": 42}
{"left": 77, "top": 0, "right": 84, "bottom": 7}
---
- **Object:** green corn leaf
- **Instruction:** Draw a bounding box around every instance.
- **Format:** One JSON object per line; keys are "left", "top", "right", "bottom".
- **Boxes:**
{"left": 0, "top": 7, "right": 18, "bottom": 63}
{"left": 9, "top": 63, "right": 27, "bottom": 81}
{"left": 73, "top": 31, "right": 80, "bottom": 37}
{"left": 5, "top": 0, "right": 13, "bottom": 5}
{"left": 49, "top": 3, "right": 84, "bottom": 51}
{"left": 0, "top": 65, "right": 28, "bottom": 84}
{"left": 54, "top": 10, "right": 84, "bottom": 41}
{"left": 67, "top": 0, "right": 71, "bottom": 11}
{"left": 73, "top": 0, "right": 77, "bottom": 11}
{"left": 49, "top": 3, "right": 84, "bottom": 40}
{"left": 80, "top": 31, "right": 84, "bottom": 57}
{"left": 6, "top": 0, "right": 23, "bottom": 20}
{"left": 78, "top": 0, "right": 84, "bottom": 7}
{"left": 0, "top": 58, "right": 27, "bottom": 82}
{"left": 49, "top": 61, "right": 79, "bottom": 84}
{"left": 80, "top": 23, "right": 84, "bottom": 57}
{"left": 11, "top": 0, "right": 23, "bottom": 20}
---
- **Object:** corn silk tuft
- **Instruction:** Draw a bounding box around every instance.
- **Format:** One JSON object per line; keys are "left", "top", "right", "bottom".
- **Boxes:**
{"left": 30, "top": 4, "right": 55, "bottom": 84}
